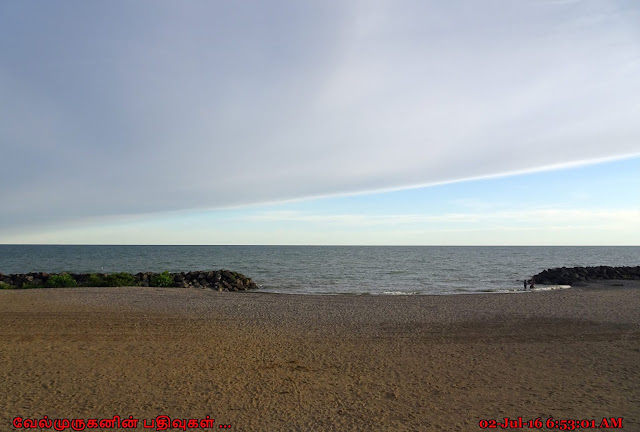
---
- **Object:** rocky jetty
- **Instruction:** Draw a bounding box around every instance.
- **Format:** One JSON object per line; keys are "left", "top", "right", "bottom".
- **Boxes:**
{"left": 0, "top": 270, "right": 259, "bottom": 291}
{"left": 532, "top": 266, "right": 640, "bottom": 285}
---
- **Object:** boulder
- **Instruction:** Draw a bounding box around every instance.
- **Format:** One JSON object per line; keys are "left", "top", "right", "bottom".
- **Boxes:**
{"left": 532, "top": 266, "right": 640, "bottom": 285}
{"left": 0, "top": 269, "right": 259, "bottom": 291}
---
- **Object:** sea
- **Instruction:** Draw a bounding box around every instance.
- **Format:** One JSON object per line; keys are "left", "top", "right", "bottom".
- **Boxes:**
{"left": 0, "top": 245, "right": 638, "bottom": 295}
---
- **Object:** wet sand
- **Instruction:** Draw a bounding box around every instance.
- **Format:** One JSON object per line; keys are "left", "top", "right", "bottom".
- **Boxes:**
{"left": 1, "top": 281, "right": 639, "bottom": 431}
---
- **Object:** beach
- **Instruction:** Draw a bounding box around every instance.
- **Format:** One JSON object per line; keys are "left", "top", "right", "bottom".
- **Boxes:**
{"left": 1, "top": 282, "right": 639, "bottom": 431}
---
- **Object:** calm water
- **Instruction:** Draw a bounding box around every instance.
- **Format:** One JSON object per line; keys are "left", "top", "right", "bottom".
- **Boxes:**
{"left": 0, "top": 245, "right": 638, "bottom": 295}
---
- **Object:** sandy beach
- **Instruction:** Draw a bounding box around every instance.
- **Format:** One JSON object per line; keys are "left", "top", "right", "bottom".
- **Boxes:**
{"left": 1, "top": 282, "right": 639, "bottom": 431}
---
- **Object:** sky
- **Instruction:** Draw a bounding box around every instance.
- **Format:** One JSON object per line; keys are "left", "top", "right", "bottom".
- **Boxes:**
{"left": 1, "top": 1, "right": 639, "bottom": 245}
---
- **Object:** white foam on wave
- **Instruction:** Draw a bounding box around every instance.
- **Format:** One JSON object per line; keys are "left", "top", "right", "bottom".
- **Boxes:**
{"left": 447, "top": 285, "right": 573, "bottom": 295}
{"left": 377, "top": 291, "right": 420, "bottom": 295}
{"left": 531, "top": 284, "right": 572, "bottom": 292}
{"left": 253, "top": 284, "right": 573, "bottom": 296}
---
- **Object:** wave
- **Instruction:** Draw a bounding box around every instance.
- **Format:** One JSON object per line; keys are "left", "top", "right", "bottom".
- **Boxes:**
{"left": 531, "top": 284, "right": 571, "bottom": 292}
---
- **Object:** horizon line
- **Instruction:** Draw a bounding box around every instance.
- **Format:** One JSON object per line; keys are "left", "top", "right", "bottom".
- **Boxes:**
{"left": 1, "top": 244, "right": 638, "bottom": 247}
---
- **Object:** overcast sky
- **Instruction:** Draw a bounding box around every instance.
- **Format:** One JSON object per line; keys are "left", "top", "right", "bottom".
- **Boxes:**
{"left": 1, "top": 1, "right": 639, "bottom": 244}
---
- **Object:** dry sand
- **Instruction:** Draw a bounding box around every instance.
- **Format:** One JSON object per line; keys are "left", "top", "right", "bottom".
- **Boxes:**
{"left": 1, "top": 281, "right": 639, "bottom": 431}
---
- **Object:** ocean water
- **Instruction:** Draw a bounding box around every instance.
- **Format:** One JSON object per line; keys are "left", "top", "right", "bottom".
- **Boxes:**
{"left": 0, "top": 245, "right": 638, "bottom": 295}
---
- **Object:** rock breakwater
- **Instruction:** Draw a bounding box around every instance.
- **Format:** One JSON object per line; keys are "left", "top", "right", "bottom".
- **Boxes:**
{"left": 532, "top": 266, "right": 640, "bottom": 285}
{"left": 0, "top": 270, "right": 258, "bottom": 291}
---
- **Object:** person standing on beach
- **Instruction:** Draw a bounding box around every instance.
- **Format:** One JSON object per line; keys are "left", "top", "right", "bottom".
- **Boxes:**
{"left": 523, "top": 279, "right": 528, "bottom": 290}
{"left": 529, "top": 277, "right": 535, "bottom": 290}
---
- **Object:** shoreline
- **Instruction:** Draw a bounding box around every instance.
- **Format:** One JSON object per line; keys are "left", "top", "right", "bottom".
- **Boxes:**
{"left": 5, "top": 278, "right": 638, "bottom": 295}
{"left": 2, "top": 264, "right": 638, "bottom": 296}
{"left": 1, "top": 281, "right": 638, "bottom": 430}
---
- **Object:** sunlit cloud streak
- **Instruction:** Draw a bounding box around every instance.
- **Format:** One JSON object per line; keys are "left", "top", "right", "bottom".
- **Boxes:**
{"left": 244, "top": 209, "right": 640, "bottom": 228}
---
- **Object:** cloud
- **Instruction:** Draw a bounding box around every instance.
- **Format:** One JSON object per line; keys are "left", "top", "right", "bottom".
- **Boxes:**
{"left": 1, "top": 0, "right": 639, "bottom": 233}
{"left": 243, "top": 208, "right": 640, "bottom": 230}
{"left": 3, "top": 206, "right": 637, "bottom": 245}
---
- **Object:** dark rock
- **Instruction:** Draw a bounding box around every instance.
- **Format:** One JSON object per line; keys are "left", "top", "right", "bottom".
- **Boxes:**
{"left": 532, "top": 266, "right": 640, "bottom": 285}
{"left": 0, "top": 269, "right": 259, "bottom": 291}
